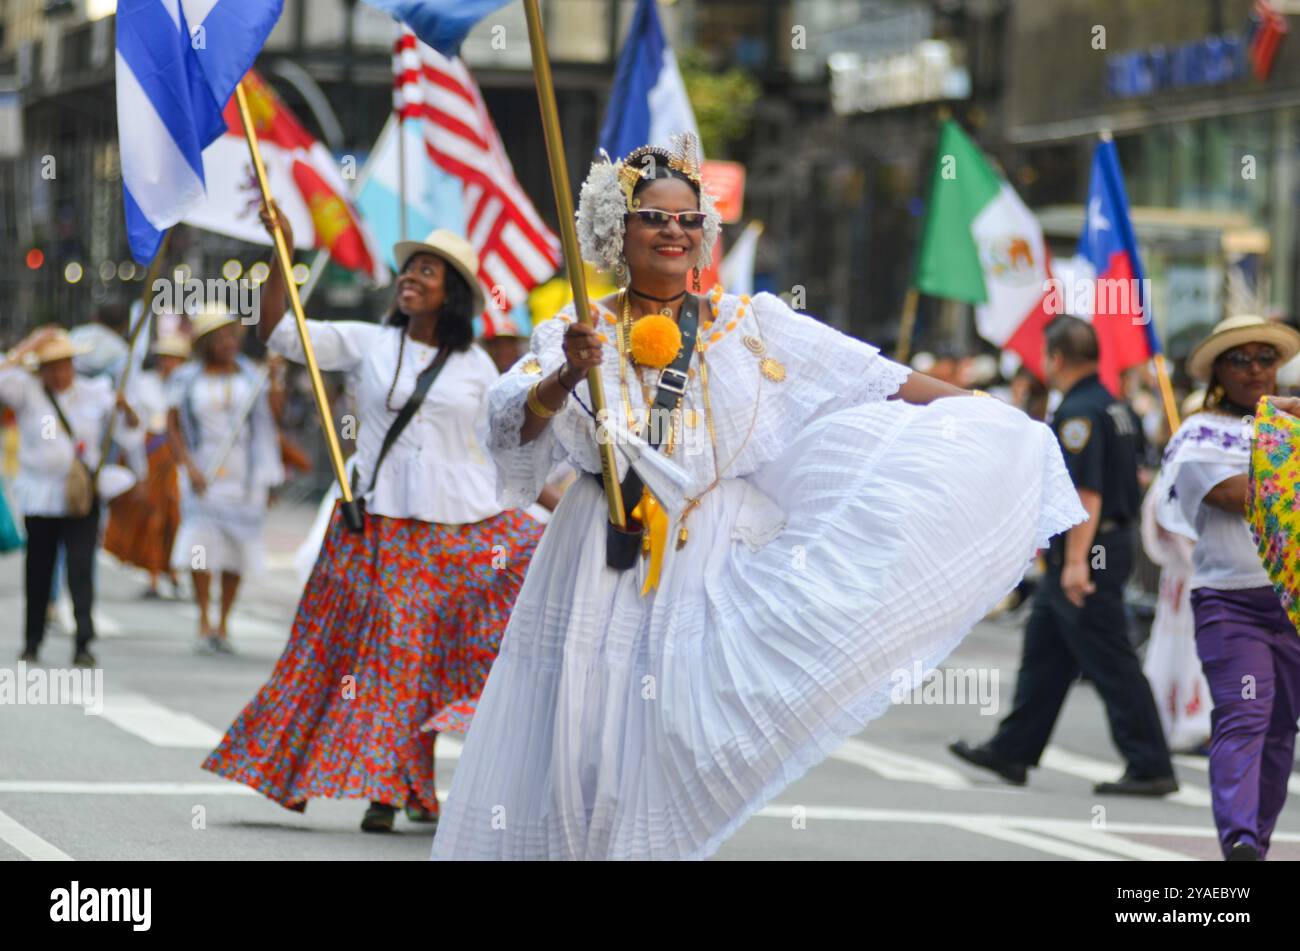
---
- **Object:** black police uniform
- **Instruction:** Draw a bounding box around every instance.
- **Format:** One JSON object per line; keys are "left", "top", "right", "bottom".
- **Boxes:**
{"left": 985, "top": 374, "right": 1173, "bottom": 779}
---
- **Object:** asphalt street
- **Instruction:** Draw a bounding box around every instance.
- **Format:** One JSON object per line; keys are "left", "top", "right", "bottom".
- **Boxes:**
{"left": 1, "top": 502, "right": 1297, "bottom": 861}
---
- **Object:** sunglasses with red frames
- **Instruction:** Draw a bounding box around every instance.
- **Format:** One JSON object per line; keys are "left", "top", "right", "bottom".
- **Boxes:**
{"left": 627, "top": 209, "right": 707, "bottom": 230}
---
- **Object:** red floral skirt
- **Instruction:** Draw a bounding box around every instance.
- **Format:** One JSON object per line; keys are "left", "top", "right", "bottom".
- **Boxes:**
{"left": 202, "top": 503, "right": 542, "bottom": 814}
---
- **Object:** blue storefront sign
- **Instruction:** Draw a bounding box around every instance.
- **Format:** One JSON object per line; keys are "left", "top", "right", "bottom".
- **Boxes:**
{"left": 1107, "top": 33, "right": 1248, "bottom": 98}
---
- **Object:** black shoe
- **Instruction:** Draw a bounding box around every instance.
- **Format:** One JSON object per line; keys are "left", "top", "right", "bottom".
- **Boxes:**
{"left": 19, "top": 648, "right": 38, "bottom": 663}
{"left": 948, "top": 739, "right": 1028, "bottom": 785}
{"left": 1227, "top": 841, "right": 1260, "bottom": 861}
{"left": 72, "top": 650, "right": 96, "bottom": 669}
{"left": 1093, "top": 773, "right": 1179, "bottom": 797}
{"left": 361, "top": 802, "right": 397, "bottom": 833}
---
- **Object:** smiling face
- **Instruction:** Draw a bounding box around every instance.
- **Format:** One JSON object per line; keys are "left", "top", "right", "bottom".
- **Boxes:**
{"left": 622, "top": 178, "right": 702, "bottom": 288}
{"left": 1215, "top": 341, "right": 1280, "bottom": 411}
{"left": 397, "top": 252, "right": 449, "bottom": 319}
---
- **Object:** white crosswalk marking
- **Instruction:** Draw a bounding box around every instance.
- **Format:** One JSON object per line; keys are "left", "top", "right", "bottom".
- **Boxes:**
{"left": 0, "top": 807, "right": 73, "bottom": 860}
{"left": 1041, "top": 745, "right": 1212, "bottom": 808}
{"left": 88, "top": 691, "right": 225, "bottom": 748}
{"left": 831, "top": 738, "right": 971, "bottom": 789}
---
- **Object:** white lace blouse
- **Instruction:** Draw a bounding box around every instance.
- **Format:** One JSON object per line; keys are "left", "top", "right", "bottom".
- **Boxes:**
{"left": 267, "top": 317, "right": 505, "bottom": 524}
{"left": 487, "top": 291, "right": 913, "bottom": 507}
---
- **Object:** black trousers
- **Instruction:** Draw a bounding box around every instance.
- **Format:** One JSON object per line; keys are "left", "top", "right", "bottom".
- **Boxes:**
{"left": 24, "top": 502, "right": 99, "bottom": 654}
{"left": 986, "top": 530, "right": 1173, "bottom": 780}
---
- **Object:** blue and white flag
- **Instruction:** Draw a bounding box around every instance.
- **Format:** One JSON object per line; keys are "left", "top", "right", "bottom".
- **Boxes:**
{"left": 115, "top": 0, "right": 283, "bottom": 264}
{"left": 362, "top": 0, "right": 511, "bottom": 57}
{"left": 598, "top": 0, "right": 699, "bottom": 160}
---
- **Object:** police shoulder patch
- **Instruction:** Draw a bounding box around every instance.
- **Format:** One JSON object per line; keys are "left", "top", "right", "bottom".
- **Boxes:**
{"left": 1060, "top": 417, "right": 1092, "bottom": 453}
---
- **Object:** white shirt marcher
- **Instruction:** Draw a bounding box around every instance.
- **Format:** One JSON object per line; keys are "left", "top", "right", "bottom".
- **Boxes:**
{"left": 1156, "top": 410, "right": 1269, "bottom": 591}
{"left": 0, "top": 366, "right": 115, "bottom": 517}
{"left": 266, "top": 317, "right": 505, "bottom": 525}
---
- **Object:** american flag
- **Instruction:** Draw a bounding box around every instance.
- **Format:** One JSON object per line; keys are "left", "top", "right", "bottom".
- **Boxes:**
{"left": 393, "top": 29, "right": 560, "bottom": 335}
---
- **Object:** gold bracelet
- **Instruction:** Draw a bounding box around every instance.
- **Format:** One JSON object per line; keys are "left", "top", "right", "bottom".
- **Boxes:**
{"left": 526, "top": 381, "right": 562, "bottom": 419}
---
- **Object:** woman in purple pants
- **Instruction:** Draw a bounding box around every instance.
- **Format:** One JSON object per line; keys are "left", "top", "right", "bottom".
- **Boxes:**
{"left": 1157, "top": 315, "right": 1300, "bottom": 860}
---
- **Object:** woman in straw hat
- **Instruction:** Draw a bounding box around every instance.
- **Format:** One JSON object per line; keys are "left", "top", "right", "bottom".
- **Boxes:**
{"left": 167, "top": 309, "right": 284, "bottom": 655}
{"left": 201, "top": 205, "right": 542, "bottom": 834}
{"left": 1156, "top": 314, "right": 1300, "bottom": 860}
{"left": 428, "top": 135, "right": 1084, "bottom": 861}
{"left": 104, "top": 334, "right": 190, "bottom": 599}
{"left": 0, "top": 325, "right": 136, "bottom": 667}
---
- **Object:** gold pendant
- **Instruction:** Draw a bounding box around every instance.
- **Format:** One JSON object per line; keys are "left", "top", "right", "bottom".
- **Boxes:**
{"left": 743, "top": 334, "right": 766, "bottom": 355}
{"left": 676, "top": 526, "right": 689, "bottom": 550}
{"left": 759, "top": 357, "right": 786, "bottom": 382}
{"left": 520, "top": 356, "right": 542, "bottom": 375}
{"left": 659, "top": 307, "right": 673, "bottom": 318}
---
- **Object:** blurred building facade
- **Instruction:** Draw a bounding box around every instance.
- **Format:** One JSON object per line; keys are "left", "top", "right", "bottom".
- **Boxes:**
{"left": 1003, "top": 0, "right": 1300, "bottom": 367}
{"left": 0, "top": 0, "right": 1013, "bottom": 354}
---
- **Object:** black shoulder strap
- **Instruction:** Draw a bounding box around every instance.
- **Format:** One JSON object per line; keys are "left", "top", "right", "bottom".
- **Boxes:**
{"left": 613, "top": 294, "right": 701, "bottom": 513}
{"left": 44, "top": 386, "right": 81, "bottom": 458}
{"left": 362, "top": 344, "right": 453, "bottom": 494}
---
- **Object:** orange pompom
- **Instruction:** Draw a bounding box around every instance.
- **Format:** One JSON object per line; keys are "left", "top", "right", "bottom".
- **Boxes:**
{"left": 629, "top": 314, "right": 682, "bottom": 368}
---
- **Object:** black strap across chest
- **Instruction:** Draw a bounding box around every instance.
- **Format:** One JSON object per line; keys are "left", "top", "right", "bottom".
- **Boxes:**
{"left": 360, "top": 341, "right": 452, "bottom": 494}
{"left": 593, "top": 294, "right": 701, "bottom": 521}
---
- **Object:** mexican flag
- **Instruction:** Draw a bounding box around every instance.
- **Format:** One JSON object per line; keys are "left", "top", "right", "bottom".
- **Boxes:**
{"left": 914, "top": 120, "right": 1053, "bottom": 377}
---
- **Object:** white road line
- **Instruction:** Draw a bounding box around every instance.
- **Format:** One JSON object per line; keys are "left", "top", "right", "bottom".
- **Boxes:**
{"left": 1041, "top": 745, "right": 1212, "bottom": 808}
{"left": 0, "top": 781, "right": 254, "bottom": 796}
{"left": 0, "top": 807, "right": 73, "bottom": 860}
{"left": 830, "top": 738, "right": 971, "bottom": 790}
{"left": 1175, "top": 753, "right": 1300, "bottom": 797}
{"left": 1029, "top": 821, "right": 1195, "bottom": 861}
{"left": 89, "top": 692, "right": 225, "bottom": 748}
{"left": 943, "top": 816, "right": 1121, "bottom": 861}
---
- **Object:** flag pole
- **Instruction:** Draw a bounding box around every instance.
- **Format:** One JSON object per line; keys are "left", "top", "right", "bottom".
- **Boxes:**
{"left": 97, "top": 228, "right": 172, "bottom": 474}
{"left": 894, "top": 288, "right": 920, "bottom": 364}
{"left": 521, "top": 0, "right": 626, "bottom": 529}
{"left": 234, "top": 80, "right": 363, "bottom": 532}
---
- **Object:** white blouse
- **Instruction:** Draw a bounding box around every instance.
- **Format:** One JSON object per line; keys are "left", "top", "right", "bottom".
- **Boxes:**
{"left": 1156, "top": 411, "right": 1269, "bottom": 590}
{"left": 487, "top": 291, "right": 913, "bottom": 508}
{"left": 0, "top": 366, "right": 115, "bottom": 517}
{"left": 267, "top": 317, "right": 505, "bottom": 524}
{"left": 167, "top": 369, "right": 267, "bottom": 508}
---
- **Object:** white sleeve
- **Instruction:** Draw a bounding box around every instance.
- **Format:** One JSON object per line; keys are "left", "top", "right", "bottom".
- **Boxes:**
{"left": 266, "top": 316, "right": 375, "bottom": 372}
{"left": 486, "top": 315, "right": 581, "bottom": 509}
{"left": 752, "top": 292, "right": 912, "bottom": 411}
{"left": 0, "top": 365, "right": 33, "bottom": 412}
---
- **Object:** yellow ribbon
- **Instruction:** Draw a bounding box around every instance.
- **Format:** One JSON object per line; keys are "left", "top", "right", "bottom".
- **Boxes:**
{"left": 629, "top": 488, "right": 670, "bottom": 596}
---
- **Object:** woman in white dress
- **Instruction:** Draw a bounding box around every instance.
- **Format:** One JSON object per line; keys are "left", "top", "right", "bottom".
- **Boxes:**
{"left": 167, "top": 311, "right": 284, "bottom": 653}
{"left": 430, "top": 136, "right": 1085, "bottom": 860}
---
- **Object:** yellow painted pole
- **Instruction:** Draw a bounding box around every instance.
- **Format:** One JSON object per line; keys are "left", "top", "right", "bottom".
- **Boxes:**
{"left": 521, "top": 0, "right": 625, "bottom": 528}
{"left": 234, "top": 81, "right": 362, "bottom": 531}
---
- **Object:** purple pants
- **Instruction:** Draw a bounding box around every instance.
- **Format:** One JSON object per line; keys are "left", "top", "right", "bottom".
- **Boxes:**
{"left": 1191, "top": 585, "right": 1300, "bottom": 859}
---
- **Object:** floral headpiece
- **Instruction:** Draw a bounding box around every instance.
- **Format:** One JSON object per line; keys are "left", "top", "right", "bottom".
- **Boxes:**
{"left": 576, "top": 131, "right": 721, "bottom": 275}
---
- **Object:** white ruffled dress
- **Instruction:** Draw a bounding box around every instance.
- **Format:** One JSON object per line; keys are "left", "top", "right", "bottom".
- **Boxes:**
{"left": 430, "top": 292, "right": 1084, "bottom": 860}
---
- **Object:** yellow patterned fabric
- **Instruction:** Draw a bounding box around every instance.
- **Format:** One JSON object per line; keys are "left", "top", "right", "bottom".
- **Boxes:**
{"left": 1247, "top": 397, "right": 1300, "bottom": 630}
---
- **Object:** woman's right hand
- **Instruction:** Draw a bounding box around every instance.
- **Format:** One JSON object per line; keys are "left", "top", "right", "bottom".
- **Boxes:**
{"left": 258, "top": 200, "right": 292, "bottom": 249}
{"left": 561, "top": 308, "right": 608, "bottom": 382}
{"left": 187, "top": 462, "right": 207, "bottom": 497}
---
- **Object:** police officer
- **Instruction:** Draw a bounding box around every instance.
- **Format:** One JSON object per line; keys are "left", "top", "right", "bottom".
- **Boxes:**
{"left": 950, "top": 316, "right": 1177, "bottom": 796}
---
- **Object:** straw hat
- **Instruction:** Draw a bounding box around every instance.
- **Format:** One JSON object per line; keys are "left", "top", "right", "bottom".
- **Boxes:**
{"left": 1186, "top": 315, "right": 1300, "bottom": 382}
{"left": 191, "top": 306, "right": 239, "bottom": 342}
{"left": 392, "top": 229, "right": 486, "bottom": 314}
{"left": 33, "top": 328, "right": 92, "bottom": 366}
{"left": 152, "top": 334, "right": 192, "bottom": 360}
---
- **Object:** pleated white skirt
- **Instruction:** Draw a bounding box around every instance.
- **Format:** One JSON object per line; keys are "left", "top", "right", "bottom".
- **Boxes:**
{"left": 431, "top": 396, "right": 1084, "bottom": 860}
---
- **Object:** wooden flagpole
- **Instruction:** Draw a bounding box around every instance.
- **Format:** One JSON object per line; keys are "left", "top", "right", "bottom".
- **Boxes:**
{"left": 234, "top": 81, "right": 362, "bottom": 532}
{"left": 521, "top": 0, "right": 626, "bottom": 528}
